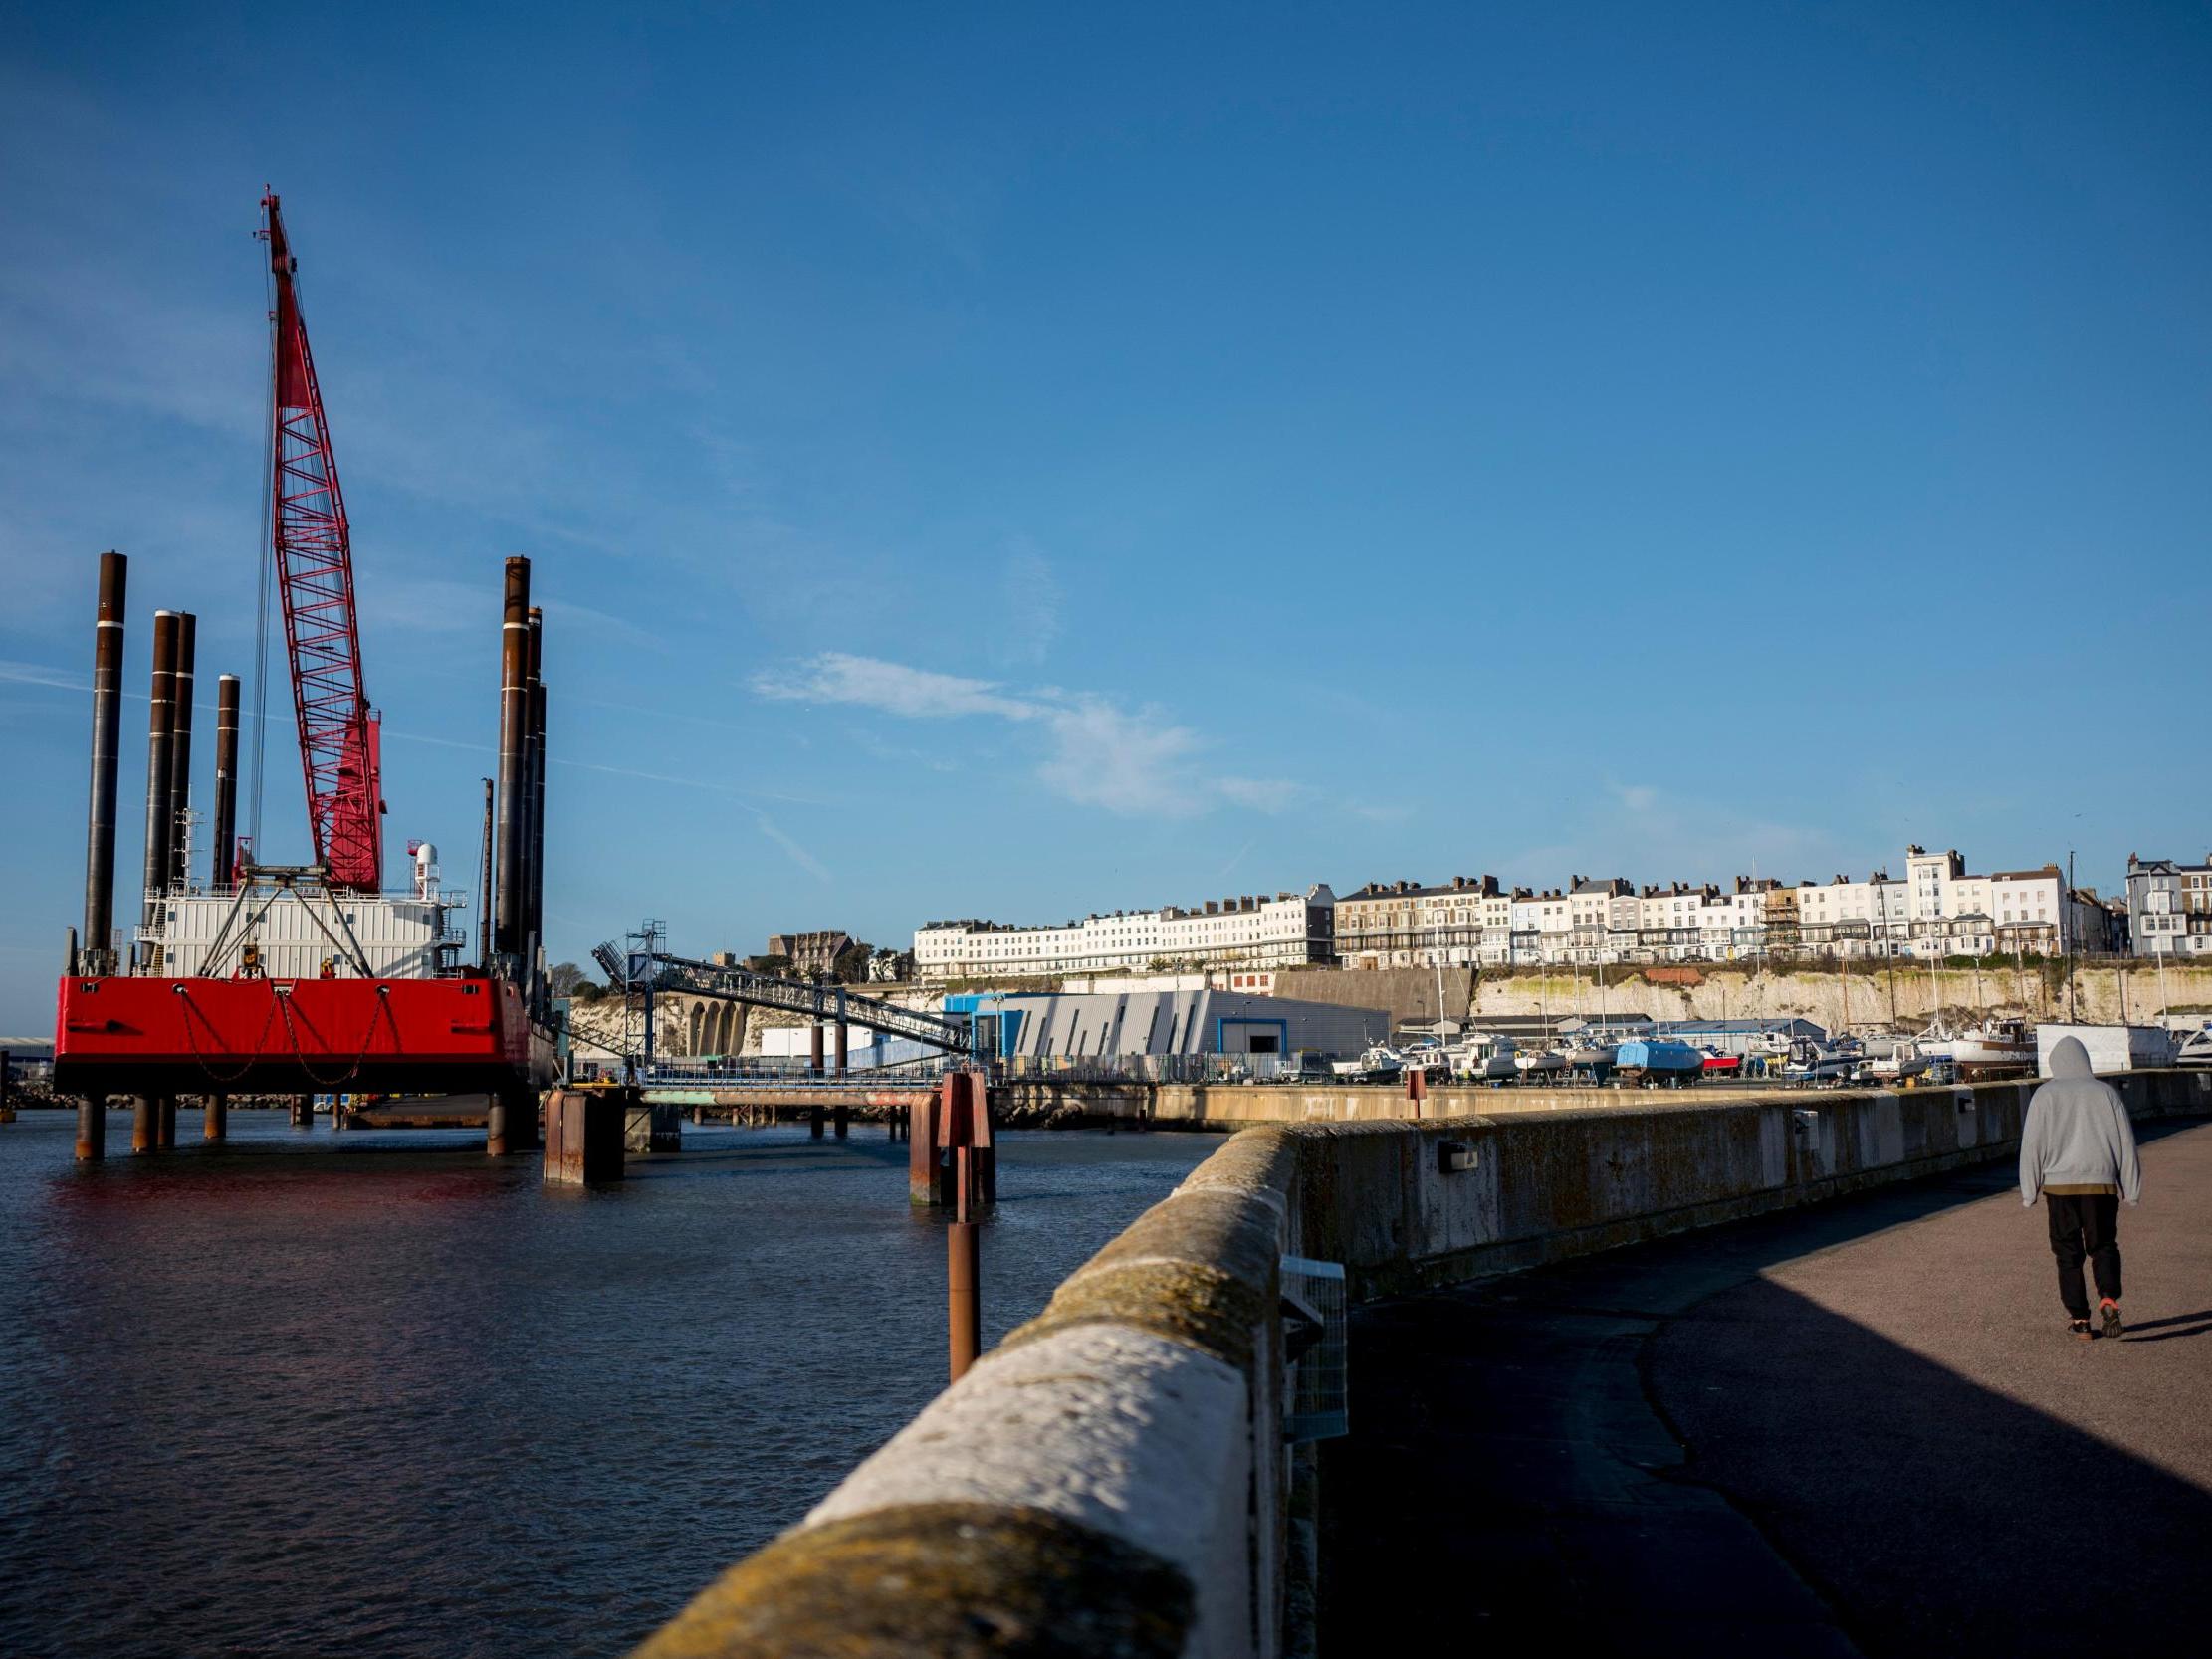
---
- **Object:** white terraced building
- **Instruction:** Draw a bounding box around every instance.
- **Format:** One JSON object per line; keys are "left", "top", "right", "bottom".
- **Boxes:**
{"left": 1335, "top": 845, "right": 2114, "bottom": 971}
{"left": 914, "top": 886, "right": 1336, "bottom": 982}
{"left": 2126, "top": 854, "right": 2212, "bottom": 959}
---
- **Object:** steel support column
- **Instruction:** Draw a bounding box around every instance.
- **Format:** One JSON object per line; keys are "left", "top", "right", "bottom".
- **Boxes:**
{"left": 82, "top": 551, "right": 126, "bottom": 982}
{"left": 166, "top": 613, "right": 196, "bottom": 890}
{"left": 139, "top": 612, "right": 179, "bottom": 957}
{"left": 492, "top": 558, "right": 530, "bottom": 969}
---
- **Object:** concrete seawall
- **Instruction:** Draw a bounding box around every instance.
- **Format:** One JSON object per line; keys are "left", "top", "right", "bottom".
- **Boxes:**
{"left": 1004, "top": 1075, "right": 1823, "bottom": 1128}
{"left": 633, "top": 1068, "right": 2212, "bottom": 1659}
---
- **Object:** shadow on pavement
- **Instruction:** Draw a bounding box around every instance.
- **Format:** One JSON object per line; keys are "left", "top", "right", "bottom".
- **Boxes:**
{"left": 1652, "top": 1277, "right": 2212, "bottom": 1657}
{"left": 1319, "top": 1117, "right": 2211, "bottom": 1659}
{"left": 2117, "top": 1308, "right": 2212, "bottom": 1342}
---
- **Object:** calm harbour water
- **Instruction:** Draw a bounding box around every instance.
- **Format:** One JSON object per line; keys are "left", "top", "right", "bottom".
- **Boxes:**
{"left": 0, "top": 1107, "right": 1215, "bottom": 1657}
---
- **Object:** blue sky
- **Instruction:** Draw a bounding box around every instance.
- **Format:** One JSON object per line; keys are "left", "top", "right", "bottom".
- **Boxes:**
{"left": 2, "top": 2, "right": 2208, "bottom": 1027}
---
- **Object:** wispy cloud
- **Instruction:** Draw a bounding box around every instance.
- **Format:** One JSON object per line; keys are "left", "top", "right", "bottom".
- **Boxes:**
{"left": 751, "top": 808, "right": 830, "bottom": 883}
{"left": 355, "top": 577, "right": 491, "bottom": 637}
{"left": 537, "top": 596, "right": 667, "bottom": 652}
{"left": 0, "top": 659, "right": 91, "bottom": 694}
{"left": 753, "top": 652, "right": 1267, "bottom": 819}
{"left": 765, "top": 654, "right": 1042, "bottom": 722}
{"left": 1504, "top": 781, "right": 1852, "bottom": 887}
{"left": 994, "top": 537, "right": 1062, "bottom": 667}
{"left": 1217, "top": 776, "right": 1304, "bottom": 814}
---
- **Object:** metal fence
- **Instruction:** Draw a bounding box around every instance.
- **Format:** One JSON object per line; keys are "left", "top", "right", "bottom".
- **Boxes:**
{"left": 636, "top": 1058, "right": 959, "bottom": 1088}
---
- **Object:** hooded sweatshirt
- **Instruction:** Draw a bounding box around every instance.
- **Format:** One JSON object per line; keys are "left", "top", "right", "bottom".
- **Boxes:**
{"left": 2019, "top": 1037, "right": 2142, "bottom": 1207}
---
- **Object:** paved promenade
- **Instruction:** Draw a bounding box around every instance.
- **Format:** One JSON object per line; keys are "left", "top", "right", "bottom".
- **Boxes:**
{"left": 1323, "top": 1117, "right": 2212, "bottom": 1657}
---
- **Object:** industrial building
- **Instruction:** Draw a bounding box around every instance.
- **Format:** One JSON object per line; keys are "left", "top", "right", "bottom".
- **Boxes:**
{"left": 944, "top": 989, "right": 1385, "bottom": 1061}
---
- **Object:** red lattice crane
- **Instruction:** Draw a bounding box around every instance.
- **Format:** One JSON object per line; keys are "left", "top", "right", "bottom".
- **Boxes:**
{"left": 259, "top": 191, "right": 383, "bottom": 892}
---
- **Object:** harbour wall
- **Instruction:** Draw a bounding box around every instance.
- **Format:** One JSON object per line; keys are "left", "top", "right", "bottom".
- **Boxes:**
{"left": 1005, "top": 1076, "right": 1906, "bottom": 1128}
{"left": 632, "top": 1068, "right": 2212, "bottom": 1659}
{"left": 1270, "top": 959, "right": 2212, "bottom": 1034}
{"left": 1470, "top": 960, "right": 2212, "bottom": 1033}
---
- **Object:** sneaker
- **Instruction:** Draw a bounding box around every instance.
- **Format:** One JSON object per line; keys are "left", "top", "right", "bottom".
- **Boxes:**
{"left": 2101, "top": 1303, "right": 2124, "bottom": 1341}
{"left": 2070, "top": 1319, "right": 2094, "bottom": 1341}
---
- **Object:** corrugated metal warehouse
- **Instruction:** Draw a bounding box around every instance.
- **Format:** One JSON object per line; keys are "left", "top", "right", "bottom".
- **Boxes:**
{"left": 945, "top": 990, "right": 1387, "bottom": 1059}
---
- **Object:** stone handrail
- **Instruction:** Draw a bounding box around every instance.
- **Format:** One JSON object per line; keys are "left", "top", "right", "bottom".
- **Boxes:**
{"left": 634, "top": 1128, "right": 1307, "bottom": 1659}
{"left": 633, "top": 1068, "right": 2212, "bottom": 1658}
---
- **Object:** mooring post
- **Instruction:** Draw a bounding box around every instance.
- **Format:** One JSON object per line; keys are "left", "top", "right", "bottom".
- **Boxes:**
{"left": 809, "top": 1104, "right": 824, "bottom": 1140}
{"left": 290, "top": 1093, "right": 313, "bottom": 1129}
{"left": 154, "top": 1095, "right": 176, "bottom": 1150}
{"left": 979, "top": 1086, "right": 997, "bottom": 1205}
{"left": 943, "top": 1082, "right": 988, "bottom": 1381}
{"left": 131, "top": 1096, "right": 154, "bottom": 1154}
{"left": 834, "top": 986, "right": 848, "bottom": 1078}
{"left": 545, "top": 1087, "right": 625, "bottom": 1184}
{"left": 948, "top": 1200, "right": 982, "bottom": 1382}
{"left": 908, "top": 1093, "right": 940, "bottom": 1204}
{"left": 809, "top": 1021, "right": 824, "bottom": 1078}
{"left": 203, "top": 1093, "right": 227, "bottom": 1143}
{"left": 833, "top": 1104, "right": 849, "bottom": 1139}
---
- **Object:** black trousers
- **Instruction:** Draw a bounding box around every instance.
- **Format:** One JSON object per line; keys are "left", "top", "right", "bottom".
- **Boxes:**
{"left": 2046, "top": 1193, "right": 2122, "bottom": 1320}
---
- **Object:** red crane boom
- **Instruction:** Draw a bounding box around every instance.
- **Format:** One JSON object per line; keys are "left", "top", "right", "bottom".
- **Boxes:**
{"left": 259, "top": 191, "right": 383, "bottom": 892}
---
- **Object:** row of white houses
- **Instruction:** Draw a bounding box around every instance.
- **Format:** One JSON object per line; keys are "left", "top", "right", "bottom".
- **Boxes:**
{"left": 1334, "top": 850, "right": 2109, "bottom": 970}
{"left": 914, "top": 887, "right": 1336, "bottom": 980}
{"left": 913, "top": 844, "right": 2185, "bottom": 983}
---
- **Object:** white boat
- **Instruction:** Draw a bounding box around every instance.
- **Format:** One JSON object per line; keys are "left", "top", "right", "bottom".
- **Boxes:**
{"left": 1563, "top": 1042, "right": 1619, "bottom": 1072}
{"left": 1331, "top": 1044, "right": 1404, "bottom": 1083}
{"left": 2175, "top": 1025, "right": 2212, "bottom": 1068}
{"left": 1453, "top": 1035, "right": 1519, "bottom": 1082}
{"left": 1928, "top": 1018, "right": 2036, "bottom": 1074}
{"left": 1400, "top": 1041, "right": 1452, "bottom": 1081}
{"left": 1514, "top": 1048, "right": 1568, "bottom": 1078}
{"left": 1864, "top": 1034, "right": 1933, "bottom": 1080}
{"left": 1785, "top": 1037, "right": 1864, "bottom": 1084}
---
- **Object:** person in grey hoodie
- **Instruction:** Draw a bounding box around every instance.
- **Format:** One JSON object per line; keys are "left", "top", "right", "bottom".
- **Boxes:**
{"left": 2020, "top": 1036, "right": 2143, "bottom": 1340}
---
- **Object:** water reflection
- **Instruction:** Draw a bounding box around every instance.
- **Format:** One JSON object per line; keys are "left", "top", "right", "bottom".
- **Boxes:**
{"left": 0, "top": 1108, "right": 1214, "bottom": 1656}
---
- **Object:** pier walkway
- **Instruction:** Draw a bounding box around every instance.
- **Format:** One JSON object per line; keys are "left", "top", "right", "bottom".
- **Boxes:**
{"left": 1323, "top": 1117, "right": 2212, "bottom": 1658}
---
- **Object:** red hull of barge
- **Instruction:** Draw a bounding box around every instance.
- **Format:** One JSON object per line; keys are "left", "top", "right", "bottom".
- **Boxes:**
{"left": 53, "top": 973, "right": 553, "bottom": 1098}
